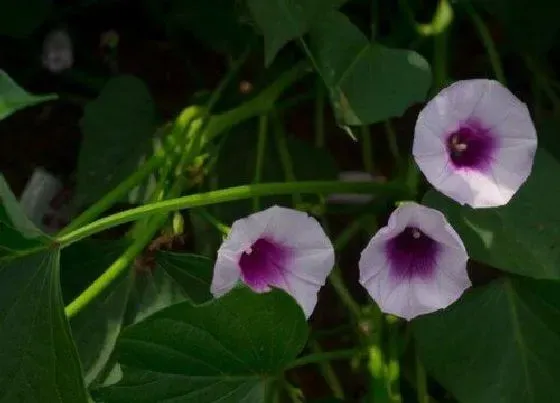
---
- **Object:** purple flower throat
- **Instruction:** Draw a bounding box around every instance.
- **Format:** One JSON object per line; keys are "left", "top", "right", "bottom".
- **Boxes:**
{"left": 386, "top": 227, "right": 439, "bottom": 280}
{"left": 238, "top": 237, "right": 290, "bottom": 291}
{"left": 446, "top": 119, "right": 496, "bottom": 170}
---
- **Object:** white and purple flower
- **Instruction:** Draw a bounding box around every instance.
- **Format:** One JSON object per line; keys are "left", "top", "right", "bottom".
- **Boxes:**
{"left": 211, "top": 205, "right": 335, "bottom": 318}
{"left": 359, "top": 202, "right": 470, "bottom": 320}
{"left": 413, "top": 79, "right": 537, "bottom": 208}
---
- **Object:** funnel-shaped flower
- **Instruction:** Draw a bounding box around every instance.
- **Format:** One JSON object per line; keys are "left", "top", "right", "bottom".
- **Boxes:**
{"left": 211, "top": 205, "right": 335, "bottom": 318}
{"left": 359, "top": 202, "right": 470, "bottom": 320}
{"left": 413, "top": 79, "right": 537, "bottom": 208}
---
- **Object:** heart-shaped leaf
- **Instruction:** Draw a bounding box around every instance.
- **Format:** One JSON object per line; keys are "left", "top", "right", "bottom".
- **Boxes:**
{"left": 413, "top": 277, "right": 560, "bottom": 403}
{"left": 95, "top": 287, "right": 309, "bottom": 403}
{"left": 309, "top": 11, "right": 431, "bottom": 126}
{"left": 0, "top": 175, "right": 88, "bottom": 402}
{"left": 247, "top": 0, "right": 348, "bottom": 64}
{"left": 423, "top": 149, "right": 560, "bottom": 280}
{"left": 77, "top": 75, "right": 156, "bottom": 206}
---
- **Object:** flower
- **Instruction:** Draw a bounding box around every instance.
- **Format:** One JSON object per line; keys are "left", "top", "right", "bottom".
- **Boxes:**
{"left": 211, "top": 205, "right": 335, "bottom": 318}
{"left": 413, "top": 79, "right": 537, "bottom": 208}
{"left": 358, "top": 202, "right": 470, "bottom": 320}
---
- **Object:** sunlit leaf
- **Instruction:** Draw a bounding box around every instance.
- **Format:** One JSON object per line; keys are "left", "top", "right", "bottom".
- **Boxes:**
{"left": 0, "top": 70, "right": 57, "bottom": 122}
{"left": 94, "top": 288, "right": 308, "bottom": 403}
{"left": 309, "top": 11, "right": 431, "bottom": 126}
{"left": 423, "top": 149, "right": 560, "bottom": 280}
{"left": 77, "top": 75, "right": 156, "bottom": 206}
{"left": 413, "top": 277, "right": 560, "bottom": 403}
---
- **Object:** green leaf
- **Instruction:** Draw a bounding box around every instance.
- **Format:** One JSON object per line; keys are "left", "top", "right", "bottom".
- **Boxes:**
{"left": 413, "top": 277, "right": 560, "bottom": 403}
{"left": 77, "top": 75, "right": 156, "bottom": 206}
{"left": 309, "top": 11, "right": 431, "bottom": 126}
{"left": 95, "top": 287, "right": 309, "bottom": 403}
{"left": 213, "top": 125, "right": 338, "bottom": 223}
{"left": 155, "top": 251, "right": 214, "bottom": 305}
{"left": 131, "top": 251, "right": 214, "bottom": 323}
{"left": 61, "top": 240, "right": 133, "bottom": 386}
{"left": 0, "top": 175, "right": 47, "bottom": 257}
{"left": 423, "top": 149, "right": 560, "bottom": 280}
{"left": 0, "top": 70, "right": 57, "bottom": 122}
{"left": 247, "top": 0, "right": 348, "bottom": 64}
{"left": 0, "top": 0, "right": 51, "bottom": 38}
{"left": 0, "top": 177, "right": 88, "bottom": 402}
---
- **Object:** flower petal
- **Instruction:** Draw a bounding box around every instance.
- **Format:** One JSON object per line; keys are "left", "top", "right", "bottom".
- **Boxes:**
{"left": 359, "top": 202, "right": 470, "bottom": 320}
{"left": 413, "top": 79, "right": 537, "bottom": 208}
{"left": 211, "top": 205, "right": 334, "bottom": 319}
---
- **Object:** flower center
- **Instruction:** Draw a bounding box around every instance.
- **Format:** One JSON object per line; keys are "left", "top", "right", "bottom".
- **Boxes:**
{"left": 386, "top": 226, "right": 439, "bottom": 281}
{"left": 238, "top": 237, "right": 290, "bottom": 292}
{"left": 445, "top": 120, "right": 495, "bottom": 170}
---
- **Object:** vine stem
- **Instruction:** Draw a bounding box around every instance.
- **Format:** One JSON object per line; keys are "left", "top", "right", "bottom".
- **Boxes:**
{"left": 56, "top": 180, "right": 407, "bottom": 247}
{"left": 288, "top": 347, "right": 363, "bottom": 369}
{"left": 360, "top": 125, "right": 374, "bottom": 175}
{"left": 416, "top": 353, "right": 430, "bottom": 403}
{"left": 253, "top": 114, "right": 269, "bottom": 211}
{"left": 58, "top": 62, "right": 309, "bottom": 236}
{"left": 273, "top": 111, "right": 302, "bottom": 206}
{"left": 464, "top": 3, "right": 506, "bottom": 85}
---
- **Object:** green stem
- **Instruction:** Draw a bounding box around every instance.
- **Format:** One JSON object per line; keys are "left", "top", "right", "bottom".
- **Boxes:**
{"left": 253, "top": 115, "right": 269, "bottom": 211}
{"left": 385, "top": 120, "right": 400, "bottom": 169}
{"left": 314, "top": 81, "right": 325, "bottom": 148}
{"left": 64, "top": 223, "right": 155, "bottom": 318}
{"left": 524, "top": 55, "right": 560, "bottom": 111}
{"left": 416, "top": 353, "right": 429, "bottom": 403}
{"left": 308, "top": 340, "right": 345, "bottom": 400}
{"left": 433, "top": 30, "right": 448, "bottom": 92}
{"left": 329, "top": 267, "right": 362, "bottom": 320}
{"left": 56, "top": 180, "right": 408, "bottom": 247}
{"left": 368, "top": 306, "right": 387, "bottom": 402}
{"left": 58, "top": 103, "right": 205, "bottom": 237}
{"left": 385, "top": 316, "right": 402, "bottom": 403}
{"left": 273, "top": 112, "right": 302, "bottom": 206}
{"left": 207, "top": 46, "right": 252, "bottom": 112}
{"left": 204, "top": 62, "right": 310, "bottom": 143}
{"left": 361, "top": 125, "right": 374, "bottom": 175}
{"left": 288, "top": 348, "right": 362, "bottom": 369}
{"left": 464, "top": 3, "right": 506, "bottom": 85}
{"left": 334, "top": 217, "right": 364, "bottom": 252}
{"left": 192, "top": 208, "right": 230, "bottom": 235}
{"left": 57, "top": 154, "right": 165, "bottom": 236}
{"left": 60, "top": 62, "right": 305, "bottom": 236}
